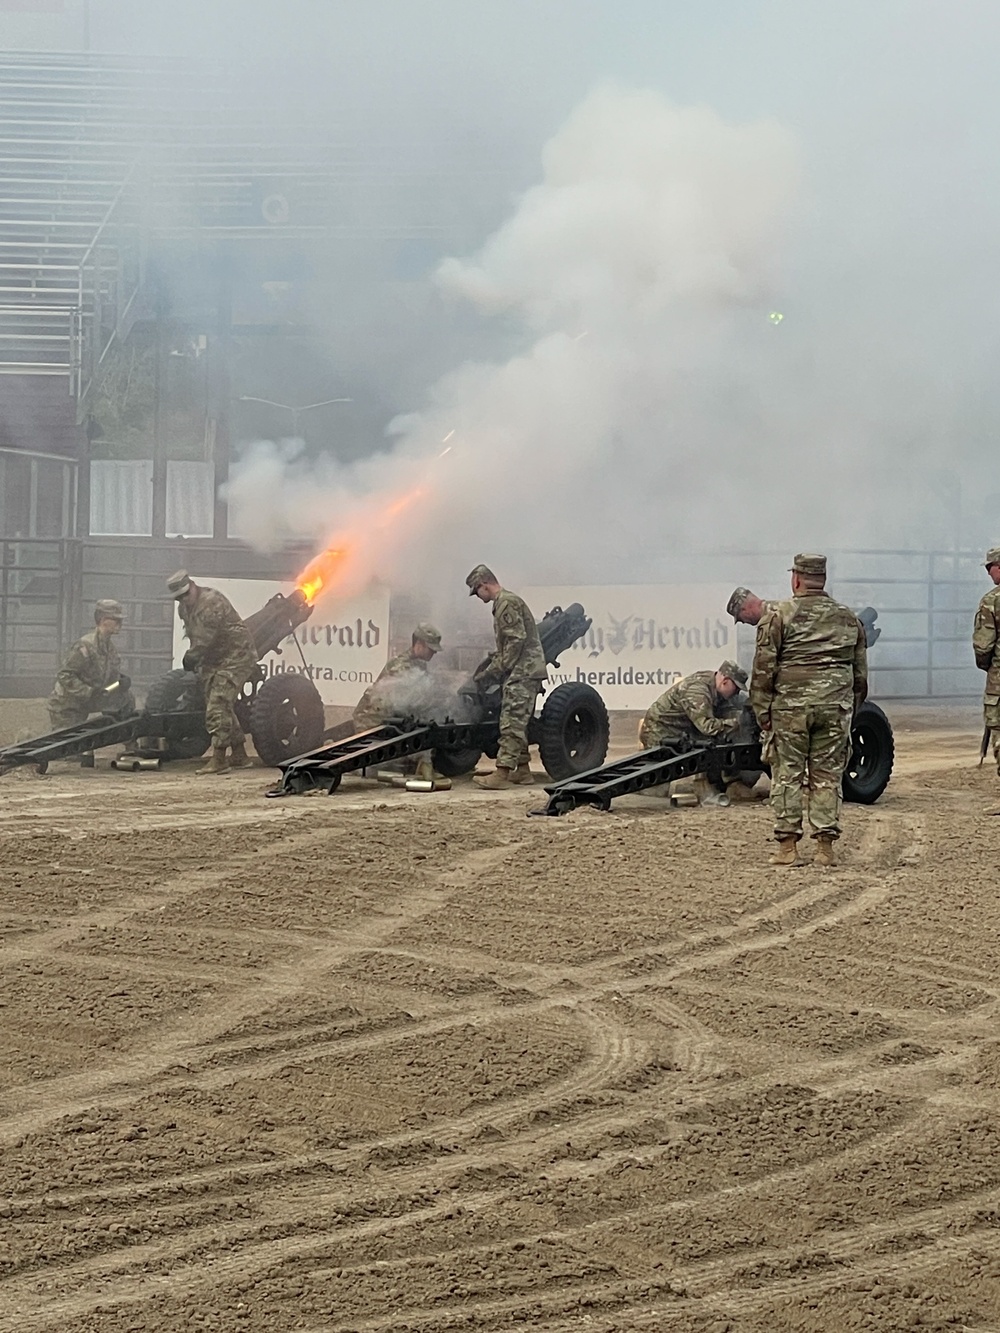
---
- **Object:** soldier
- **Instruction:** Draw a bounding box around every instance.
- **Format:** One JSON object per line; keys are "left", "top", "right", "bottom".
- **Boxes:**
{"left": 353, "top": 623, "right": 443, "bottom": 730}
{"left": 726, "top": 587, "right": 774, "bottom": 627}
{"left": 47, "top": 600, "right": 134, "bottom": 752}
{"left": 639, "top": 661, "right": 747, "bottom": 748}
{"left": 466, "top": 564, "right": 547, "bottom": 789}
{"left": 973, "top": 545, "right": 1000, "bottom": 785}
{"left": 167, "top": 570, "right": 257, "bottom": 776}
{"left": 750, "top": 553, "right": 867, "bottom": 868}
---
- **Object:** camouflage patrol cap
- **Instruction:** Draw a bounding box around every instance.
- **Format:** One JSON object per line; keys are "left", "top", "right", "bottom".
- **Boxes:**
{"left": 465, "top": 564, "right": 497, "bottom": 595}
{"left": 413, "top": 622, "right": 442, "bottom": 651}
{"left": 790, "top": 553, "right": 827, "bottom": 577}
{"left": 166, "top": 569, "right": 192, "bottom": 598}
{"left": 726, "top": 587, "right": 752, "bottom": 618}
{"left": 985, "top": 547, "right": 1000, "bottom": 569}
{"left": 94, "top": 598, "right": 124, "bottom": 621}
{"left": 718, "top": 659, "right": 748, "bottom": 690}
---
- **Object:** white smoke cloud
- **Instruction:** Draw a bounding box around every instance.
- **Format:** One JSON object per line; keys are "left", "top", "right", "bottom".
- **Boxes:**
{"left": 224, "top": 83, "right": 803, "bottom": 597}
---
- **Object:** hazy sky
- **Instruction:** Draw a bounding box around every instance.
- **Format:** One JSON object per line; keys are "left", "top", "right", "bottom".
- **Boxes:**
{"left": 73, "top": 1, "right": 1000, "bottom": 571}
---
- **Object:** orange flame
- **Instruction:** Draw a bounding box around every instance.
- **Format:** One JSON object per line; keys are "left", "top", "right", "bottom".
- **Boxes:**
{"left": 294, "top": 484, "right": 428, "bottom": 606}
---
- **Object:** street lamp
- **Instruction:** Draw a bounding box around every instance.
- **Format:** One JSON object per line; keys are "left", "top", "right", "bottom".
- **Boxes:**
{"left": 238, "top": 396, "right": 352, "bottom": 437}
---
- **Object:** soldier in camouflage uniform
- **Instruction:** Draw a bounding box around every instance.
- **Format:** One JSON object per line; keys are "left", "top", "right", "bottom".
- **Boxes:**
{"left": 353, "top": 623, "right": 442, "bottom": 730}
{"left": 750, "top": 553, "right": 868, "bottom": 868}
{"left": 973, "top": 545, "right": 1000, "bottom": 784}
{"left": 639, "top": 661, "right": 747, "bottom": 748}
{"left": 47, "top": 600, "right": 134, "bottom": 754}
{"left": 466, "top": 564, "right": 547, "bottom": 789}
{"left": 168, "top": 570, "right": 257, "bottom": 775}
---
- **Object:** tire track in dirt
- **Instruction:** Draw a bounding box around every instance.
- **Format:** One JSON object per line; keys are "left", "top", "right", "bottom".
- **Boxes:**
{"left": 0, "top": 842, "right": 509, "bottom": 1146}
{"left": 0, "top": 801, "right": 934, "bottom": 1329}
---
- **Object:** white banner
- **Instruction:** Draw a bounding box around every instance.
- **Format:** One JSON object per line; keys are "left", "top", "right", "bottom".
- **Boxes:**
{"left": 523, "top": 584, "right": 737, "bottom": 710}
{"left": 171, "top": 578, "right": 390, "bottom": 707}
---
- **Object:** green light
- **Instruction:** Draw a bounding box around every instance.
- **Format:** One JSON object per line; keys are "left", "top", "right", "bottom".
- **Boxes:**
{"left": 769, "top": 311, "right": 784, "bottom": 325}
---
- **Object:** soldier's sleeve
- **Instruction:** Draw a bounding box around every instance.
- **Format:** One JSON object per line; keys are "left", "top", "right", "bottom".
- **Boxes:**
{"left": 749, "top": 608, "right": 781, "bottom": 727}
{"left": 852, "top": 618, "right": 869, "bottom": 711}
{"left": 680, "top": 677, "right": 738, "bottom": 737}
{"left": 973, "top": 594, "right": 998, "bottom": 672}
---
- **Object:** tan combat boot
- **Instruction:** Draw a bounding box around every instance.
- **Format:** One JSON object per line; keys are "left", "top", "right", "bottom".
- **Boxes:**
{"left": 229, "top": 739, "right": 253, "bottom": 769}
{"left": 509, "top": 764, "right": 535, "bottom": 785}
{"left": 814, "top": 834, "right": 837, "bottom": 867}
{"left": 196, "top": 747, "right": 230, "bottom": 776}
{"left": 769, "top": 835, "right": 802, "bottom": 867}
{"left": 474, "top": 766, "right": 512, "bottom": 790}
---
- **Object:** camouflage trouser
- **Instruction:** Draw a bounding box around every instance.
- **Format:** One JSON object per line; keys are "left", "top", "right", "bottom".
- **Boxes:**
{"left": 47, "top": 688, "right": 136, "bottom": 732}
{"left": 201, "top": 667, "right": 250, "bottom": 749}
{"left": 985, "top": 697, "right": 1000, "bottom": 776}
{"left": 769, "top": 703, "right": 852, "bottom": 840}
{"left": 497, "top": 678, "right": 540, "bottom": 770}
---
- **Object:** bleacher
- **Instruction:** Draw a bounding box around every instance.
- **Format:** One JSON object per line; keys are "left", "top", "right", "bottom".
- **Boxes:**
{"left": 0, "top": 50, "right": 421, "bottom": 406}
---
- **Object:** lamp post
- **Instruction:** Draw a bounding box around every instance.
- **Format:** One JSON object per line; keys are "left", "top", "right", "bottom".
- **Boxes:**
{"left": 238, "top": 396, "right": 352, "bottom": 439}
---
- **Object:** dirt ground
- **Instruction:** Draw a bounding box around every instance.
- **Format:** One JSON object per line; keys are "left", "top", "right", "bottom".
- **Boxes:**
{"left": 1, "top": 713, "right": 999, "bottom": 1331}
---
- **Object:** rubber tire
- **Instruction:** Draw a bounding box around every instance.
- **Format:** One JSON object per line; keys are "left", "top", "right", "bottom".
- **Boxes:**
{"left": 250, "top": 673, "right": 326, "bottom": 767}
{"left": 843, "top": 700, "right": 894, "bottom": 804}
{"left": 537, "top": 681, "right": 610, "bottom": 781}
{"left": 433, "top": 746, "right": 482, "bottom": 778}
{"left": 143, "top": 669, "right": 210, "bottom": 761}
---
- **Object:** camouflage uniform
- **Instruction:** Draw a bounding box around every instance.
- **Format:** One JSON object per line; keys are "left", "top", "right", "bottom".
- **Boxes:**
{"left": 639, "top": 670, "right": 741, "bottom": 749}
{"left": 47, "top": 629, "right": 134, "bottom": 729}
{"left": 353, "top": 648, "right": 430, "bottom": 730}
{"left": 477, "top": 589, "right": 547, "bottom": 771}
{"left": 973, "top": 552, "right": 1000, "bottom": 776}
{"left": 179, "top": 587, "right": 256, "bottom": 749}
{"left": 750, "top": 583, "right": 867, "bottom": 841}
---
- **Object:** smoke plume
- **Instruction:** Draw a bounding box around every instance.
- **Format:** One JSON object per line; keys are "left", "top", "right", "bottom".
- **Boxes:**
{"left": 224, "top": 84, "right": 804, "bottom": 600}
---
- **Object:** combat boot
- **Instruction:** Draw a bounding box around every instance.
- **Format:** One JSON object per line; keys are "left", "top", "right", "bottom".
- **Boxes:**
{"left": 769, "top": 835, "right": 802, "bottom": 867}
{"left": 229, "top": 739, "right": 253, "bottom": 769}
{"left": 814, "top": 834, "right": 837, "bottom": 867}
{"left": 474, "top": 766, "right": 512, "bottom": 790}
{"left": 509, "top": 764, "right": 535, "bottom": 785}
{"left": 196, "top": 747, "right": 230, "bottom": 776}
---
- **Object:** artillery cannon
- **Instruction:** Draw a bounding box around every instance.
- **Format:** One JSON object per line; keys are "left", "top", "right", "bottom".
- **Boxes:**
{"left": 269, "top": 602, "right": 611, "bottom": 795}
{"left": 0, "top": 588, "right": 323, "bottom": 775}
{"left": 531, "top": 698, "right": 895, "bottom": 817}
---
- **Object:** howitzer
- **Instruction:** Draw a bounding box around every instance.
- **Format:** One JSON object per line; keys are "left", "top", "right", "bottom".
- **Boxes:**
{"left": 269, "top": 602, "right": 612, "bottom": 795}
{"left": 0, "top": 586, "right": 327, "bottom": 775}
{"left": 532, "top": 697, "right": 895, "bottom": 817}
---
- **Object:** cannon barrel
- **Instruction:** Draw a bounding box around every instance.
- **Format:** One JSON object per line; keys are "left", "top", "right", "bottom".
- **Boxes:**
{"left": 242, "top": 589, "right": 314, "bottom": 660}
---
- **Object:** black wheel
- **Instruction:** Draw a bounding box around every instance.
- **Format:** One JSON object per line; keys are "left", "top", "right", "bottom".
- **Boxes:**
{"left": 843, "top": 700, "right": 894, "bottom": 804}
{"left": 536, "top": 681, "right": 609, "bottom": 781}
{"left": 433, "top": 746, "right": 482, "bottom": 778}
{"left": 250, "top": 674, "right": 326, "bottom": 767}
{"left": 143, "top": 669, "right": 210, "bottom": 762}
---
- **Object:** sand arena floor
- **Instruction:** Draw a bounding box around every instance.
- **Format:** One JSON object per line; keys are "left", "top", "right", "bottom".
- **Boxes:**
{"left": 0, "top": 722, "right": 999, "bottom": 1331}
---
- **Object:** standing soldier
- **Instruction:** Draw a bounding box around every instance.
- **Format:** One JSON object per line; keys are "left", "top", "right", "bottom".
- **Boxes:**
{"left": 47, "top": 599, "right": 134, "bottom": 757}
{"left": 167, "top": 570, "right": 257, "bottom": 775}
{"left": 974, "top": 545, "right": 1000, "bottom": 785}
{"left": 750, "top": 553, "right": 867, "bottom": 868}
{"left": 466, "top": 564, "right": 547, "bottom": 789}
{"left": 353, "top": 623, "right": 443, "bottom": 730}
